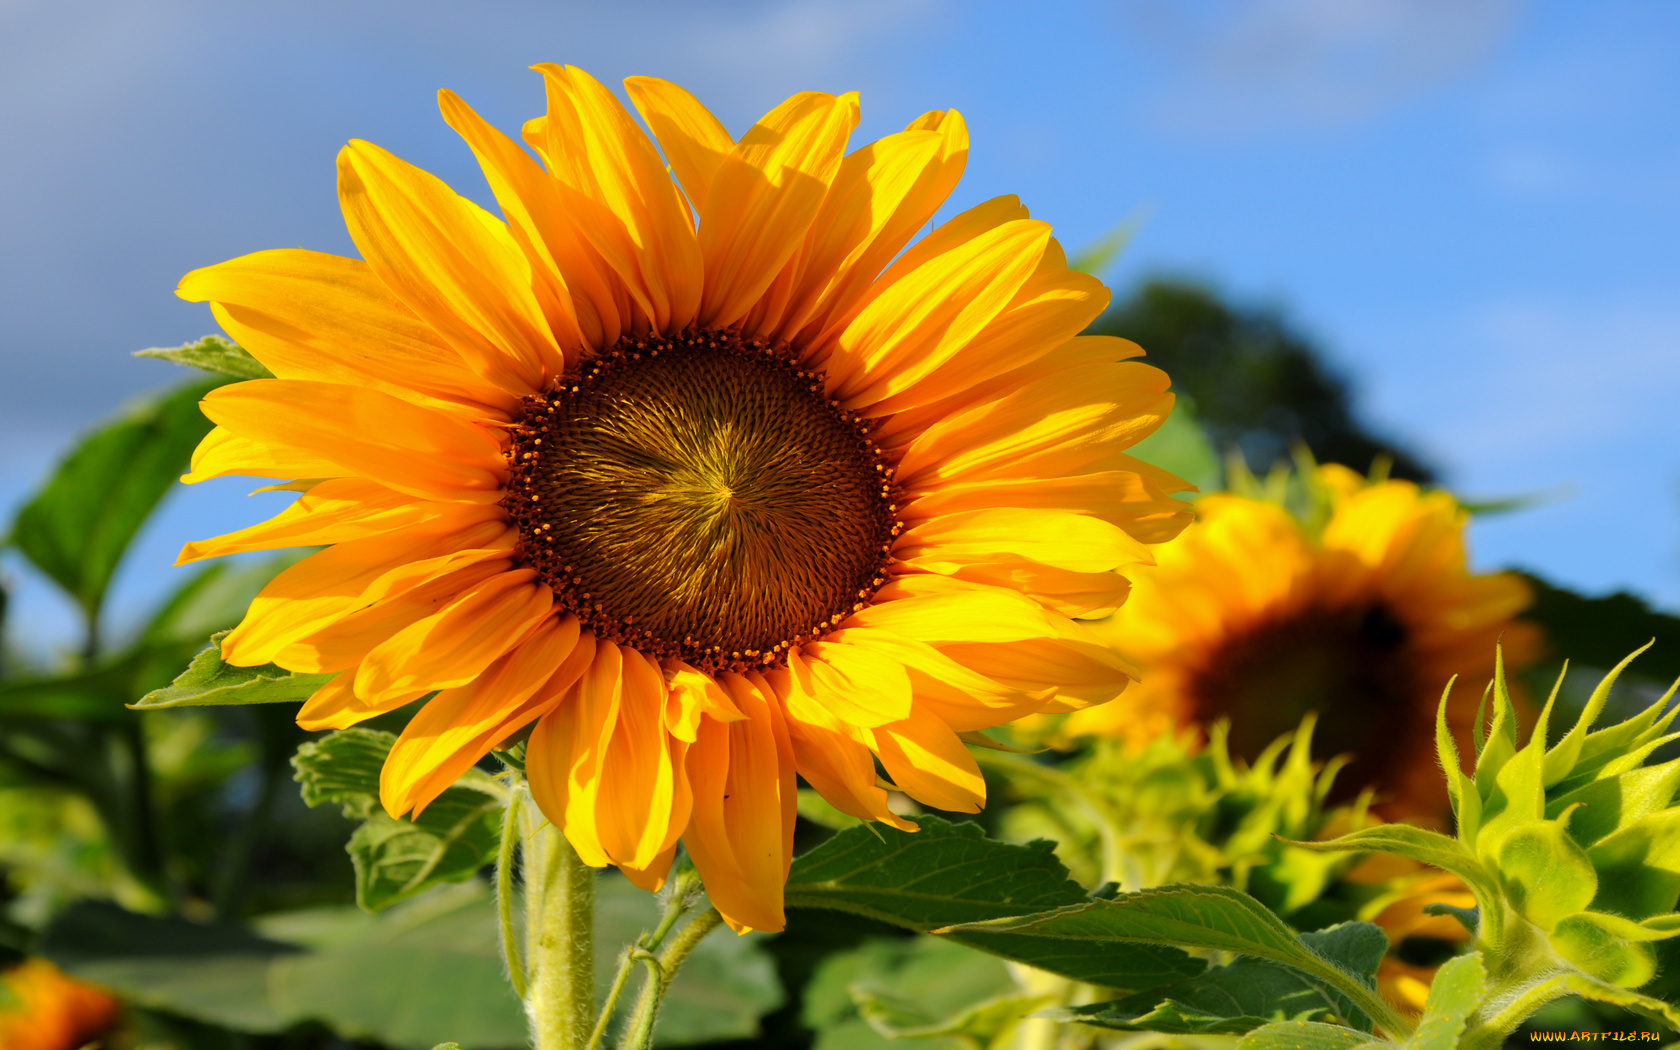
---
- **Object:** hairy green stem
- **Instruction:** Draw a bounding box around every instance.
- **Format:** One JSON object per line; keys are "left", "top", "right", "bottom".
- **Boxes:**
{"left": 1461, "top": 975, "right": 1570, "bottom": 1050}
{"left": 618, "top": 909, "right": 725, "bottom": 1050}
{"left": 497, "top": 786, "right": 527, "bottom": 1000}
{"left": 588, "top": 863, "right": 702, "bottom": 1050}
{"left": 521, "top": 803, "right": 595, "bottom": 1050}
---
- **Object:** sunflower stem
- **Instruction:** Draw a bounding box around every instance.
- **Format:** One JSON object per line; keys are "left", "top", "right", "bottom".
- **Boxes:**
{"left": 618, "top": 908, "right": 724, "bottom": 1050}
{"left": 497, "top": 785, "right": 527, "bottom": 1000}
{"left": 521, "top": 801, "right": 595, "bottom": 1050}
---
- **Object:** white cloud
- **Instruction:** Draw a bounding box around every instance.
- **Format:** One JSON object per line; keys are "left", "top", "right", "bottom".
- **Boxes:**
{"left": 1118, "top": 0, "right": 1526, "bottom": 135}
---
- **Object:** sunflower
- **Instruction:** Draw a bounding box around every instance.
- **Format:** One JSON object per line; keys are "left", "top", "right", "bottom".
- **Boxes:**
{"left": 175, "top": 66, "right": 1194, "bottom": 931}
{"left": 0, "top": 959, "right": 119, "bottom": 1050}
{"left": 1064, "top": 463, "right": 1537, "bottom": 821}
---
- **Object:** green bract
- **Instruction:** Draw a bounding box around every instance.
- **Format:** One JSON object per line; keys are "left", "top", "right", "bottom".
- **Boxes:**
{"left": 1298, "top": 645, "right": 1680, "bottom": 1046}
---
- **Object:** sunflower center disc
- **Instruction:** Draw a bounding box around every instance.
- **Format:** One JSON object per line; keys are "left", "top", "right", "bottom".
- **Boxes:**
{"left": 504, "top": 330, "right": 898, "bottom": 672}
{"left": 1185, "top": 602, "right": 1421, "bottom": 801}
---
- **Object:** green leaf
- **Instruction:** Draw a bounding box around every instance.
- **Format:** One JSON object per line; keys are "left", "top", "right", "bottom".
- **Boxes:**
{"left": 1235, "top": 1020, "right": 1373, "bottom": 1050}
{"left": 1404, "top": 953, "right": 1483, "bottom": 1050}
{"left": 292, "top": 728, "right": 506, "bottom": 911}
{"left": 135, "top": 334, "right": 274, "bottom": 380}
{"left": 803, "top": 935, "right": 1020, "bottom": 1043}
{"left": 46, "top": 880, "right": 779, "bottom": 1049}
{"left": 1497, "top": 820, "right": 1599, "bottom": 929}
{"left": 938, "top": 885, "right": 1403, "bottom": 1036}
{"left": 133, "top": 630, "right": 334, "bottom": 709}
{"left": 1550, "top": 912, "right": 1658, "bottom": 987}
{"left": 784, "top": 816, "right": 1203, "bottom": 994}
{"left": 1586, "top": 807, "right": 1680, "bottom": 921}
{"left": 9, "top": 377, "right": 223, "bottom": 622}
{"left": 1285, "top": 823, "right": 1502, "bottom": 909}
{"left": 1064, "top": 923, "right": 1388, "bottom": 1035}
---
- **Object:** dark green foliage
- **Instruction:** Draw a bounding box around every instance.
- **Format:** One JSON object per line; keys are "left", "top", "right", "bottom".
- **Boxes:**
{"left": 1090, "top": 279, "right": 1433, "bottom": 481}
{"left": 292, "top": 728, "right": 505, "bottom": 911}
{"left": 1062, "top": 923, "right": 1388, "bottom": 1034}
{"left": 1520, "top": 573, "right": 1680, "bottom": 684}
{"left": 9, "top": 377, "right": 224, "bottom": 628}
{"left": 786, "top": 815, "right": 1203, "bottom": 994}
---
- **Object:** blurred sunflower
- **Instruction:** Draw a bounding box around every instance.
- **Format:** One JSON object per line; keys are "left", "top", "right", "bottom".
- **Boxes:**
{"left": 1065, "top": 463, "right": 1537, "bottom": 820}
{"left": 174, "top": 67, "right": 1193, "bottom": 931}
{"left": 0, "top": 959, "right": 118, "bottom": 1050}
{"left": 1345, "top": 854, "right": 1477, "bottom": 1016}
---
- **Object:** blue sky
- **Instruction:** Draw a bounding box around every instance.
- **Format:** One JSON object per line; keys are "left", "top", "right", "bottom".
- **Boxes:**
{"left": 2, "top": 0, "right": 1677, "bottom": 655}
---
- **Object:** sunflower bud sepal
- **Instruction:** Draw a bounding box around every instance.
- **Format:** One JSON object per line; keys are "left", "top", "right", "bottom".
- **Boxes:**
{"left": 1286, "top": 644, "right": 1680, "bottom": 1046}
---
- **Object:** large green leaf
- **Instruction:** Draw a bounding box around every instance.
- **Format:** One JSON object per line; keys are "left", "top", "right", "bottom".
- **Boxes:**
{"left": 9, "top": 377, "right": 223, "bottom": 622}
{"left": 938, "top": 884, "right": 1397, "bottom": 1033}
{"left": 1063, "top": 922, "right": 1389, "bottom": 1035}
{"left": 134, "top": 334, "right": 274, "bottom": 380}
{"left": 44, "top": 880, "right": 781, "bottom": 1049}
{"left": 134, "top": 630, "right": 333, "bottom": 710}
{"left": 784, "top": 816, "right": 1203, "bottom": 993}
{"left": 292, "top": 728, "right": 504, "bottom": 911}
{"left": 803, "top": 935, "right": 1027, "bottom": 1050}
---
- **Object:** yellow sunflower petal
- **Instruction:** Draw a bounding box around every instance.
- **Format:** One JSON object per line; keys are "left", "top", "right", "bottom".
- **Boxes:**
{"left": 796, "top": 643, "right": 913, "bottom": 728}
{"left": 946, "top": 559, "right": 1133, "bottom": 620}
{"left": 338, "top": 139, "right": 560, "bottom": 391}
{"left": 594, "top": 647, "right": 692, "bottom": 871}
{"left": 219, "top": 520, "right": 511, "bottom": 666}
{"left": 182, "top": 426, "right": 343, "bottom": 485}
{"left": 874, "top": 705, "right": 986, "bottom": 813}
{"left": 859, "top": 264, "right": 1108, "bottom": 417}
{"left": 823, "top": 626, "right": 1042, "bottom": 732}
{"left": 199, "top": 380, "right": 506, "bottom": 503}
{"left": 295, "top": 671, "right": 362, "bottom": 731}
{"left": 902, "top": 468, "right": 1193, "bottom": 546}
{"left": 684, "top": 671, "right": 796, "bottom": 932}
{"left": 526, "top": 640, "right": 624, "bottom": 868}
{"left": 379, "top": 614, "right": 582, "bottom": 818}
{"left": 771, "top": 111, "right": 968, "bottom": 345}
{"left": 354, "top": 568, "right": 552, "bottom": 703}
{"left": 177, "top": 479, "right": 496, "bottom": 565}
{"left": 531, "top": 64, "right": 703, "bottom": 332}
{"left": 697, "top": 91, "right": 859, "bottom": 329}
{"left": 275, "top": 551, "right": 517, "bottom": 675}
{"left": 894, "top": 361, "right": 1174, "bottom": 487}
{"left": 436, "top": 90, "right": 601, "bottom": 352}
{"left": 769, "top": 666, "right": 914, "bottom": 831}
{"left": 623, "top": 76, "right": 734, "bottom": 213}
{"left": 899, "top": 508, "right": 1153, "bottom": 575}
{"left": 828, "top": 220, "right": 1051, "bottom": 406}
{"left": 178, "top": 249, "right": 512, "bottom": 414}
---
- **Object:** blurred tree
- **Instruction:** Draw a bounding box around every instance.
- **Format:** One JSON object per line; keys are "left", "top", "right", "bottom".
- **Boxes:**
{"left": 1090, "top": 278, "right": 1435, "bottom": 482}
